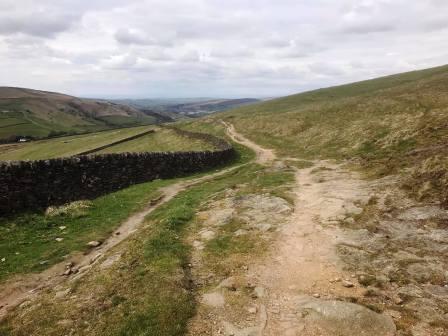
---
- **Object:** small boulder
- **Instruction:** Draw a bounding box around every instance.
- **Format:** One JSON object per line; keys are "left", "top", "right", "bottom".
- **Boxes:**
{"left": 87, "top": 241, "right": 101, "bottom": 248}
{"left": 342, "top": 280, "right": 355, "bottom": 288}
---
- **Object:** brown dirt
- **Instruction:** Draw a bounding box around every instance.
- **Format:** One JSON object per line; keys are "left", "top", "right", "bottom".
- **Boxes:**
{"left": 186, "top": 123, "right": 397, "bottom": 335}
{"left": 223, "top": 121, "right": 276, "bottom": 165}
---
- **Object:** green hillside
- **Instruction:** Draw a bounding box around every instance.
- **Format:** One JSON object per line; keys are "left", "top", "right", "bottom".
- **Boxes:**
{"left": 0, "top": 87, "right": 156, "bottom": 141}
{"left": 188, "top": 64, "right": 448, "bottom": 204}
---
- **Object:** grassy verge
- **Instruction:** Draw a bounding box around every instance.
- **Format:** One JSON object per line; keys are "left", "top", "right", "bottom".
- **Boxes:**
{"left": 0, "top": 179, "right": 169, "bottom": 282}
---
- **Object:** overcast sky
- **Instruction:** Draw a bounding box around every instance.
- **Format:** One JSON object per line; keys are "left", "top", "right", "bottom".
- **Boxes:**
{"left": 1, "top": 0, "right": 447, "bottom": 98}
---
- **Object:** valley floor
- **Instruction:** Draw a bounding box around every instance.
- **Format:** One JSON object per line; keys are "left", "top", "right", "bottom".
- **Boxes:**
{"left": 1, "top": 122, "right": 447, "bottom": 335}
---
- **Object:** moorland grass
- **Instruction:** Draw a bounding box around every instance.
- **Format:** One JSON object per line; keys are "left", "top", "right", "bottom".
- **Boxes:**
{"left": 198, "top": 64, "right": 448, "bottom": 203}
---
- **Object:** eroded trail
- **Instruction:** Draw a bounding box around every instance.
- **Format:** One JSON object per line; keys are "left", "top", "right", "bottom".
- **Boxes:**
{"left": 189, "top": 124, "right": 396, "bottom": 335}
{"left": 0, "top": 163, "right": 242, "bottom": 321}
{"left": 222, "top": 121, "right": 276, "bottom": 165}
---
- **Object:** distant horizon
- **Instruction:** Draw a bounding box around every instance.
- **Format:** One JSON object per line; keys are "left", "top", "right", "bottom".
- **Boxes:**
{"left": 4, "top": 61, "right": 448, "bottom": 101}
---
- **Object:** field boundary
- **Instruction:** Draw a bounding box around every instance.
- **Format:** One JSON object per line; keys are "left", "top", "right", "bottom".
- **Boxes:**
{"left": 75, "top": 129, "right": 155, "bottom": 156}
{"left": 0, "top": 128, "right": 235, "bottom": 215}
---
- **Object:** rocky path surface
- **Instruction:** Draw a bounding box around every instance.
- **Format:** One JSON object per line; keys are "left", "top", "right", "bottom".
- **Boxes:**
{"left": 189, "top": 123, "right": 397, "bottom": 335}
{"left": 0, "top": 163, "right": 243, "bottom": 321}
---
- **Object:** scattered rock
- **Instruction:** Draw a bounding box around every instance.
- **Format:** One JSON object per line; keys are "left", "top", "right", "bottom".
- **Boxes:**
{"left": 56, "top": 319, "right": 74, "bottom": 327}
{"left": 247, "top": 306, "right": 257, "bottom": 314}
{"left": 397, "top": 285, "right": 424, "bottom": 302}
{"left": 343, "top": 203, "right": 363, "bottom": 216}
{"left": 358, "top": 274, "right": 376, "bottom": 287}
{"left": 296, "top": 296, "right": 396, "bottom": 336}
{"left": 62, "top": 268, "right": 72, "bottom": 276}
{"left": 200, "top": 230, "right": 215, "bottom": 241}
{"left": 55, "top": 288, "right": 71, "bottom": 299}
{"left": 397, "top": 206, "right": 448, "bottom": 221}
{"left": 251, "top": 286, "right": 265, "bottom": 299}
{"left": 345, "top": 217, "right": 355, "bottom": 225}
{"left": 342, "top": 280, "right": 354, "bottom": 288}
{"left": 59, "top": 226, "right": 66, "bottom": 230}
{"left": 393, "top": 296, "right": 404, "bottom": 305}
{"left": 234, "top": 229, "right": 248, "bottom": 236}
{"left": 87, "top": 241, "right": 101, "bottom": 248}
{"left": 55, "top": 238, "right": 64, "bottom": 242}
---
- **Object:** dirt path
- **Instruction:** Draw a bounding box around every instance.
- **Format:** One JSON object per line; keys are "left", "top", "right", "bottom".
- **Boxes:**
{"left": 199, "top": 124, "right": 397, "bottom": 335}
{"left": 222, "top": 121, "right": 276, "bottom": 165}
{"left": 0, "top": 163, "right": 243, "bottom": 321}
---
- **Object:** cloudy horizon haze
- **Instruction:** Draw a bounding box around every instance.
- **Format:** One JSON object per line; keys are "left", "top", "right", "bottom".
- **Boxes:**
{"left": 1, "top": 0, "right": 448, "bottom": 99}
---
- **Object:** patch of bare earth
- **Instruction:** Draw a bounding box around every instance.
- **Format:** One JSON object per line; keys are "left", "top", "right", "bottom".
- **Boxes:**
{"left": 187, "top": 160, "right": 398, "bottom": 336}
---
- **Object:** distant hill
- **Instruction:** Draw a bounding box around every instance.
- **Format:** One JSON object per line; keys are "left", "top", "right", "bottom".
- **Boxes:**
{"left": 115, "top": 97, "right": 260, "bottom": 119}
{"left": 0, "top": 87, "right": 158, "bottom": 141}
{"left": 163, "top": 98, "right": 260, "bottom": 117}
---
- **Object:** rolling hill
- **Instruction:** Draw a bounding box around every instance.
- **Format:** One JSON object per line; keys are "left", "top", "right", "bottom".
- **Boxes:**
{"left": 0, "top": 87, "right": 157, "bottom": 141}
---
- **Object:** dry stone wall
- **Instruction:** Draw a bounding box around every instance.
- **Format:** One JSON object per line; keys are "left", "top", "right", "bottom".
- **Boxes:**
{"left": 0, "top": 129, "right": 235, "bottom": 215}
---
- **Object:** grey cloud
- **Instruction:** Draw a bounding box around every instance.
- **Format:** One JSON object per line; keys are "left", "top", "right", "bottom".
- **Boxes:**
{"left": 115, "top": 28, "right": 154, "bottom": 45}
{"left": 0, "top": 13, "right": 78, "bottom": 37}
{"left": 1, "top": 0, "right": 447, "bottom": 98}
{"left": 341, "top": 22, "right": 396, "bottom": 35}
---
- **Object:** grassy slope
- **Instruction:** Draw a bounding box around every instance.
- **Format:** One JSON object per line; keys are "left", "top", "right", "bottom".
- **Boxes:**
{"left": 0, "top": 88, "right": 155, "bottom": 140}
{"left": 0, "top": 126, "right": 213, "bottom": 161}
{"left": 204, "top": 64, "right": 448, "bottom": 204}
{"left": 97, "top": 127, "right": 213, "bottom": 154}
{"left": 0, "top": 126, "right": 152, "bottom": 161}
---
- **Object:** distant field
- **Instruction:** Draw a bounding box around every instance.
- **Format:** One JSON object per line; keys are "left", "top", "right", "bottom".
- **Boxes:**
{"left": 0, "top": 126, "right": 213, "bottom": 161}
{"left": 98, "top": 115, "right": 156, "bottom": 126}
{"left": 97, "top": 127, "right": 213, "bottom": 154}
